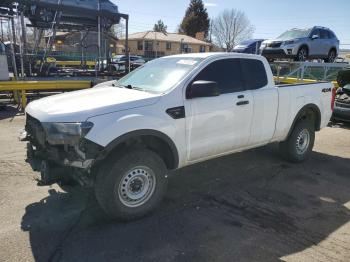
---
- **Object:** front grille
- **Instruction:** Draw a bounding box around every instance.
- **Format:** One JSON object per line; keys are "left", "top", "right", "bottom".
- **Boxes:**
{"left": 267, "top": 42, "right": 282, "bottom": 48}
{"left": 26, "top": 114, "right": 46, "bottom": 147}
{"left": 335, "top": 101, "right": 350, "bottom": 109}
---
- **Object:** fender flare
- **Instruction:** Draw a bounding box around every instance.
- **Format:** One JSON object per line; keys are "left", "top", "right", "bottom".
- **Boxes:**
{"left": 287, "top": 104, "right": 321, "bottom": 138}
{"left": 98, "top": 129, "right": 179, "bottom": 169}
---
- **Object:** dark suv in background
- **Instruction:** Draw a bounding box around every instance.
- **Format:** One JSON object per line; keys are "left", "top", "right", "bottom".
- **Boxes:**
{"left": 260, "top": 26, "right": 340, "bottom": 62}
{"left": 232, "top": 39, "right": 264, "bottom": 54}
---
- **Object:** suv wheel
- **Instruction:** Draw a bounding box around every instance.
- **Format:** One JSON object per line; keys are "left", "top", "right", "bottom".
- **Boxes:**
{"left": 324, "top": 49, "right": 337, "bottom": 63}
{"left": 95, "top": 149, "right": 168, "bottom": 221}
{"left": 295, "top": 47, "right": 308, "bottom": 62}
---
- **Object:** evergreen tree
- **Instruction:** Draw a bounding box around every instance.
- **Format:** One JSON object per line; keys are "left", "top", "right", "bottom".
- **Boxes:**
{"left": 179, "top": 0, "right": 210, "bottom": 38}
{"left": 153, "top": 20, "right": 168, "bottom": 33}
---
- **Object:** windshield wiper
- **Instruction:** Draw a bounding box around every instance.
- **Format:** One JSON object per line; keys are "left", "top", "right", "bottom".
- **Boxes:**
{"left": 112, "top": 82, "right": 147, "bottom": 92}
{"left": 123, "top": 84, "right": 146, "bottom": 92}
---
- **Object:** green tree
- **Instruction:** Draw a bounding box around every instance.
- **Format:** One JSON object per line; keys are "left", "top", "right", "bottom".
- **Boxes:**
{"left": 179, "top": 0, "right": 210, "bottom": 38}
{"left": 153, "top": 20, "right": 168, "bottom": 33}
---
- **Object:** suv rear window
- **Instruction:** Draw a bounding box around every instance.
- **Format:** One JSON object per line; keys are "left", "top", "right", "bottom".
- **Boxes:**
{"left": 240, "top": 59, "right": 268, "bottom": 90}
{"left": 329, "top": 31, "right": 336, "bottom": 39}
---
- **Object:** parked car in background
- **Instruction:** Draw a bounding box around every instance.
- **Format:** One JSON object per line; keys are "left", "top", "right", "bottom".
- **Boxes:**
{"left": 3, "top": 41, "right": 20, "bottom": 74}
{"left": 232, "top": 39, "right": 264, "bottom": 54}
{"left": 24, "top": 0, "right": 120, "bottom": 29}
{"left": 111, "top": 55, "right": 146, "bottom": 71}
{"left": 260, "top": 26, "right": 339, "bottom": 62}
{"left": 0, "top": 40, "right": 9, "bottom": 81}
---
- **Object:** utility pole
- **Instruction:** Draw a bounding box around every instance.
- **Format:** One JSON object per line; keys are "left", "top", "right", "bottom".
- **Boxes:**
{"left": 125, "top": 15, "right": 130, "bottom": 73}
{"left": 97, "top": 0, "right": 101, "bottom": 71}
{"left": 7, "top": 18, "right": 18, "bottom": 79}
{"left": 20, "top": 11, "right": 28, "bottom": 76}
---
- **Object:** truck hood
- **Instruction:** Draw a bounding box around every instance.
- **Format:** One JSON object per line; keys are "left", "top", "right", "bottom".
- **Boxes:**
{"left": 25, "top": 86, "right": 160, "bottom": 122}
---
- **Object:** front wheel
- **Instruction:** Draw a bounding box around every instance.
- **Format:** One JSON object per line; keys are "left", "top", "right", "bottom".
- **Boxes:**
{"left": 279, "top": 120, "right": 315, "bottom": 163}
{"left": 94, "top": 149, "right": 168, "bottom": 221}
{"left": 295, "top": 47, "right": 308, "bottom": 62}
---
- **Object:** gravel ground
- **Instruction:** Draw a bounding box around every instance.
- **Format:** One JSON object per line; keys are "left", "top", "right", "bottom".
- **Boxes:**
{"left": 1, "top": 107, "right": 350, "bottom": 262}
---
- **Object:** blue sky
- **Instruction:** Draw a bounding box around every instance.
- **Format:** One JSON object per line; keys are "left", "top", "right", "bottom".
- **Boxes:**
{"left": 113, "top": 0, "right": 350, "bottom": 49}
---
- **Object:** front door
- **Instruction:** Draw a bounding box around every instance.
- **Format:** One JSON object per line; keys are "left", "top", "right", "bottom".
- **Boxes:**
{"left": 184, "top": 58, "right": 254, "bottom": 162}
{"left": 309, "top": 29, "right": 323, "bottom": 56}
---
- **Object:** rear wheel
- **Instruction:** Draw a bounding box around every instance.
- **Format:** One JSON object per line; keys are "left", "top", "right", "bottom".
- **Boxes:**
{"left": 95, "top": 149, "right": 168, "bottom": 221}
{"left": 279, "top": 119, "right": 315, "bottom": 163}
{"left": 324, "top": 49, "right": 337, "bottom": 63}
{"left": 295, "top": 47, "right": 308, "bottom": 62}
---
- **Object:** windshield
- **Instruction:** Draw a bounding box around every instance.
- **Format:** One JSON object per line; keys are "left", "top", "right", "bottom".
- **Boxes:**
{"left": 277, "top": 29, "right": 311, "bottom": 40}
{"left": 116, "top": 57, "right": 203, "bottom": 93}
{"left": 239, "top": 40, "right": 254, "bottom": 46}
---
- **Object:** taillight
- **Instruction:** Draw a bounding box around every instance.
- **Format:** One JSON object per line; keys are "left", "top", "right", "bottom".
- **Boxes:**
{"left": 331, "top": 87, "right": 336, "bottom": 111}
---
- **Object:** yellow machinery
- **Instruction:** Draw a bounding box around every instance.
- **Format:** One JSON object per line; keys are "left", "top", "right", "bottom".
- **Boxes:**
{"left": 0, "top": 80, "right": 91, "bottom": 108}
{"left": 274, "top": 76, "right": 339, "bottom": 88}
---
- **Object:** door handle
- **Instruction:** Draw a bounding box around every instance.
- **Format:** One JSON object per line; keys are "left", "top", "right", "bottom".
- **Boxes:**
{"left": 236, "top": 100, "right": 249, "bottom": 106}
{"left": 237, "top": 95, "right": 244, "bottom": 99}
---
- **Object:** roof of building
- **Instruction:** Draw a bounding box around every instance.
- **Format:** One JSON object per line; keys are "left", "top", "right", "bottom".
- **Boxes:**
{"left": 124, "top": 31, "right": 212, "bottom": 46}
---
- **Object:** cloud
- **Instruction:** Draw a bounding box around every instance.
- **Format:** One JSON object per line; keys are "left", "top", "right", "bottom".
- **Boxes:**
{"left": 204, "top": 2, "right": 218, "bottom": 7}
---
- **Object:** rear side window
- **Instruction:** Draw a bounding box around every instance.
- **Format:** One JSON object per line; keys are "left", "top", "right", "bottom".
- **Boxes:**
{"left": 320, "top": 29, "right": 329, "bottom": 39}
{"left": 240, "top": 59, "right": 268, "bottom": 90}
{"left": 194, "top": 59, "right": 244, "bottom": 94}
{"left": 329, "top": 31, "right": 336, "bottom": 39}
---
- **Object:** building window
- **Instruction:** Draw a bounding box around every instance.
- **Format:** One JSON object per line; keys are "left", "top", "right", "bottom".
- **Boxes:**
{"left": 137, "top": 41, "right": 143, "bottom": 51}
{"left": 200, "top": 45, "right": 206, "bottom": 52}
{"left": 145, "top": 41, "right": 153, "bottom": 51}
{"left": 166, "top": 42, "right": 172, "bottom": 50}
{"left": 181, "top": 43, "right": 191, "bottom": 53}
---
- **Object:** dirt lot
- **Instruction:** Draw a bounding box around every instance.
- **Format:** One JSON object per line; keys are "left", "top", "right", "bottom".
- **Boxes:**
{"left": 1, "top": 107, "right": 350, "bottom": 262}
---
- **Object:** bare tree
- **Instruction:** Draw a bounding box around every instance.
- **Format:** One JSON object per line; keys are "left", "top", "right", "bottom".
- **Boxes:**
{"left": 212, "top": 9, "right": 254, "bottom": 52}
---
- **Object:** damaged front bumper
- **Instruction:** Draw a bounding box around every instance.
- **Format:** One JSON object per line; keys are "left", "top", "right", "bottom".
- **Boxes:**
{"left": 23, "top": 114, "right": 103, "bottom": 185}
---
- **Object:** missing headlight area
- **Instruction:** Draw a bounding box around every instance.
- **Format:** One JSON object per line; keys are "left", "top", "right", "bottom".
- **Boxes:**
{"left": 25, "top": 114, "right": 102, "bottom": 185}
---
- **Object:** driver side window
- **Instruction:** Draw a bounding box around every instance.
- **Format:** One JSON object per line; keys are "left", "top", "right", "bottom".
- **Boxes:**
{"left": 193, "top": 59, "right": 244, "bottom": 94}
{"left": 311, "top": 29, "right": 320, "bottom": 38}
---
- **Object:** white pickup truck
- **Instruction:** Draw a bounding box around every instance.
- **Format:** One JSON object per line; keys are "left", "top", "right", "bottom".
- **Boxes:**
{"left": 24, "top": 53, "right": 335, "bottom": 220}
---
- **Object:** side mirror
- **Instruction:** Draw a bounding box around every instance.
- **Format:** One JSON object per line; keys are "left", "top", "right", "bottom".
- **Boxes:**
{"left": 311, "top": 34, "right": 319, "bottom": 40}
{"left": 187, "top": 80, "right": 220, "bottom": 99}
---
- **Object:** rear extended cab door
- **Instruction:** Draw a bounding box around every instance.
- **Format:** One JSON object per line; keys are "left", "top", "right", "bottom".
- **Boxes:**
{"left": 242, "top": 58, "right": 279, "bottom": 146}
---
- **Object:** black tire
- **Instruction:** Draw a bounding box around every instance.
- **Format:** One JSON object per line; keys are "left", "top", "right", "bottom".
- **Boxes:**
{"left": 279, "top": 120, "right": 315, "bottom": 163}
{"left": 294, "top": 47, "right": 308, "bottom": 62}
{"left": 324, "top": 49, "right": 337, "bottom": 63}
{"left": 95, "top": 149, "right": 168, "bottom": 221}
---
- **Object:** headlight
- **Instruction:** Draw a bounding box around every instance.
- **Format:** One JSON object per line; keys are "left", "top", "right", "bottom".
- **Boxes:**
{"left": 283, "top": 40, "right": 295, "bottom": 45}
{"left": 42, "top": 122, "right": 94, "bottom": 145}
{"left": 260, "top": 43, "right": 267, "bottom": 49}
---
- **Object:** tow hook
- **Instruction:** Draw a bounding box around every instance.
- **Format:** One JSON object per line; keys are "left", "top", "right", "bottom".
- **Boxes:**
{"left": 39, "top": 160, "right": 65, "bottom": 186}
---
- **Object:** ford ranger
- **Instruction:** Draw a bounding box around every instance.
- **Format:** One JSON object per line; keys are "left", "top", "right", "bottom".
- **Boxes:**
{"left": 23, "top": 53, "right": 335, "bottom": 220}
